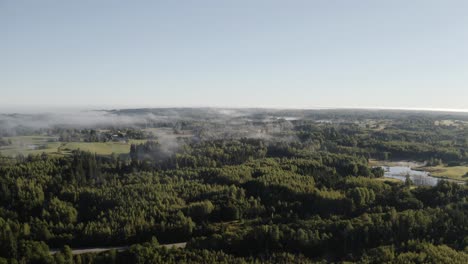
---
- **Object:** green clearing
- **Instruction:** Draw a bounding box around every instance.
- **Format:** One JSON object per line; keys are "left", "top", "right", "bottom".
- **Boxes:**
{"left": 60, "top": 140, "right": 147, "bottom": 155}
{"left": 0, "top": 136, "right": 147, "bottom": 157}
{"left": 370, "top": 159, "right": 468, "bottom": 182}
{"left": 0, "top": 136, "right": 62, "bottom": 156}
{"left": 374, "top": 177, "right": 402, "bottom": 184}
{"left": 422, "top": 165, "right": 468, "bottom": 182}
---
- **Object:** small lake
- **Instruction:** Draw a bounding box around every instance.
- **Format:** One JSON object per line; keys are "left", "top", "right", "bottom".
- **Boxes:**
{"left": 382, "top": 166, "right": 440, "bottom": 186}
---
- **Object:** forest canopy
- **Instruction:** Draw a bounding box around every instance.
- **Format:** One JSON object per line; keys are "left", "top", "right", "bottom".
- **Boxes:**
{"left": 0, "top": 109, "right": 467, "bottom": 263}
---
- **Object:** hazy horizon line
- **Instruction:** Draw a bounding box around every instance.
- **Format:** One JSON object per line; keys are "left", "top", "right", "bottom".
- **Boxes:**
{"left": 1, "top": 105, "right": 468, "bottom": 114}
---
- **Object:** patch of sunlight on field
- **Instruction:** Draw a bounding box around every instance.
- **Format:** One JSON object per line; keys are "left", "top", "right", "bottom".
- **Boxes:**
{"left": 374, "top": 177, "right": 402, "bottom": 184}
{"left": 0, "top": 136, "right": 62, "bottom": 157}
{"left": 62, "top": 140, "right": 147, "bottom": 155}
{"left": 423, "top": 166, "right": 468, "bottom": 181}
{"left": 0, "top": 136, "right": 148, "bottom": 156}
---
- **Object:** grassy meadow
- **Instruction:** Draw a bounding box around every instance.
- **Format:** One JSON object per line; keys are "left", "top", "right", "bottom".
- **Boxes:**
{"left": 422, "top": 165, "right": 468, "bottom": 181}
{"left": 0, "top": 136, "right": 147, "bottom": 157}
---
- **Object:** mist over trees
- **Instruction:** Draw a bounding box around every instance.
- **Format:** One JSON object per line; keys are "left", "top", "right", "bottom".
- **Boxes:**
{"left": 0, "top": 109, "right": 467, "bottom": 263}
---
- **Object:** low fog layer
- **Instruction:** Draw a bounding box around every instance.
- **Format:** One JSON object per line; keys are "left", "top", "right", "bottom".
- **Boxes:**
{"left": 0, "top": 108, "right": 296, "bottom": 132}
{"left": 2, "top": 107, "right": 468, "bottom": 135}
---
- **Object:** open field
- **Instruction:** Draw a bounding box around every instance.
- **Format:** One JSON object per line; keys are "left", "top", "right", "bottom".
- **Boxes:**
{"left": 370, "top": 159, "right": 468, "bottom": 183}
{"left": 374, "top": 177, "right": 403, "bottom": 184}
{"left": 60, "top": 140, "right": 147, "bottom": 155}
{"left": 421, "top": 165, "right": 468, "bottom": 182}
{"left": 0, "top": 136, "right": 62, "bottom": 156}
{"left": 0, "top": 136, "right": 147, "bottom": 156}
{"left": 0, "top": 128, "right": 192, "bottom": 157}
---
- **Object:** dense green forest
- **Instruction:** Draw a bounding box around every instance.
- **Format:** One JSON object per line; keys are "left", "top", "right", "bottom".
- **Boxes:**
{"left": 0, "top": 109, "right": 467, "bottom": 263}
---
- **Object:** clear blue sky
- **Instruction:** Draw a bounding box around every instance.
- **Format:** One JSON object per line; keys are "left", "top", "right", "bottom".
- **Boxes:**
{"left": 1, "top": 0, "right": 468, "bottom": 110}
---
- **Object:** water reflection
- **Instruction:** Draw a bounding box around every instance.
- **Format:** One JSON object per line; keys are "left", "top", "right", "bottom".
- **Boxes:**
{"left": 382, "top": 166, "right": 440, "bottom": 186}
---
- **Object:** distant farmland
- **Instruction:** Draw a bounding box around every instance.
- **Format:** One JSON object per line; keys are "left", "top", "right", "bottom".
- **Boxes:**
{"left": 0, "top": 136, "right": 148, "bottom": 157}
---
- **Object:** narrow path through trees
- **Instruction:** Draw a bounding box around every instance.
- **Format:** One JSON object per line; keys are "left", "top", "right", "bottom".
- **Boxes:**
{"left": 50, "top": 242, "right": 187, "bottom": 255}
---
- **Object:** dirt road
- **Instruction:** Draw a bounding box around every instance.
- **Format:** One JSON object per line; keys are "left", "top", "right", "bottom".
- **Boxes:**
{"left": 50, "top": 242, "right": 187, "bottom": 255}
